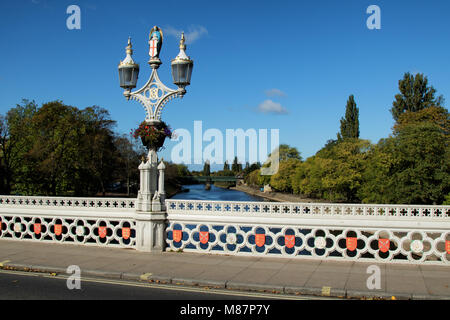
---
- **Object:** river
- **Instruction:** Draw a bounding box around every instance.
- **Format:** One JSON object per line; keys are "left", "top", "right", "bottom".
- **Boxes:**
{"left": 170, "top": 184, "right": 266, "bottom": 202}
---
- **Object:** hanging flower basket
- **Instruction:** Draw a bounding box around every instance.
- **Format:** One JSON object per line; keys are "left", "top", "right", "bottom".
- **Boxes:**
{"left": 132, "top": 120, "right": 173, "bottom": 151}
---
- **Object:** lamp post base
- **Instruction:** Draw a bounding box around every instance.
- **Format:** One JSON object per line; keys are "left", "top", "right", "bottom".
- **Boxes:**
{"left": 134, "top": 211, "right": 166, "bottom": 252}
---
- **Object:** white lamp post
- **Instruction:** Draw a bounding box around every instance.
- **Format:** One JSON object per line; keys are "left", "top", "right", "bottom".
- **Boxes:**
{"left": 118, "top": 26, "right": 193, "bottom": 251}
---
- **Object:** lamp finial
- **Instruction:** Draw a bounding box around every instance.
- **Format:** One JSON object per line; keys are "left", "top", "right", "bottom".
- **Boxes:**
{"left": 126, "top": 37, "right": 132, "bottom": 55}
{"left": 180, "top": 32, "right": 186, "bottom": 50}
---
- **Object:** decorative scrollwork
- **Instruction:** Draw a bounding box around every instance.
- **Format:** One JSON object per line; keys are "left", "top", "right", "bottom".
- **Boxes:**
{"left": 128, "top": 68, "right": 182, "bottom": 122}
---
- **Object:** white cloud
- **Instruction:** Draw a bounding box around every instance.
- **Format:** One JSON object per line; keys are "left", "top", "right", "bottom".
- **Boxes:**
{"left": 257, "top": 99, "right": 288, "bottom": 115}
{"left": 164, "top": 25, "right": 208, "bottom": 45}
{"left": 265, "top": 88, "right": 286, "bottom": 97}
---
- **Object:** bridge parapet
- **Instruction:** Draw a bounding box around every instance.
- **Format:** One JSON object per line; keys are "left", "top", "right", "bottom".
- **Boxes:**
{"left": 165, "top": 199, "right": 450, "bottom": 265}
{"left": 1, "top": 196, "right": 449, "bottom": 265}
{"left": 0, "top": 196, "right": 137, "bottom": 249}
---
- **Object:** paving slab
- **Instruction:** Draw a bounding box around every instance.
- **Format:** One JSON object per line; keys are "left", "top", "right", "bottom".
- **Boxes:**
{"left": 305, "top": 271, "right": 351, "bottom": 289}
{"left": 228, "top": 267, "right": 281, "bottom": 284}
{"left": 196, "top": 266, "right": 245, "bottom": 281}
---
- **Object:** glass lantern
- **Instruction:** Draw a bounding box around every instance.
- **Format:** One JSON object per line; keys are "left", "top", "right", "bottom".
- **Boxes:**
{"left": 171, "top": 33, "right": 193, "bottom": 89}
{"left": 118, "top": 63, "right": 139, "bottom": 90}
{"left": 118, "top": 38, "right": 140, "bottom": 90}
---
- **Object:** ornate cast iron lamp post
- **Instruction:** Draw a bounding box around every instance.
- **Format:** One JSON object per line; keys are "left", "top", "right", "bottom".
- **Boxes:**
{"left": 118, "top": 26, "right": 193, "bottom": 124}
{"left": 117, "top": 27, "right": 193, "bottom": 251}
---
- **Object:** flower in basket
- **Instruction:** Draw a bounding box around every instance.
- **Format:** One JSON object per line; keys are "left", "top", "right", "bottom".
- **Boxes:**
{"left": 132, "top": 120, "right": 173, "bottom": 151}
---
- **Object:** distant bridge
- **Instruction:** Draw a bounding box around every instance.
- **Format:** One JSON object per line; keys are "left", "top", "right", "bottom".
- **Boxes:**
{"left": 181, "top": 176, "right": 238, "bottom": 182}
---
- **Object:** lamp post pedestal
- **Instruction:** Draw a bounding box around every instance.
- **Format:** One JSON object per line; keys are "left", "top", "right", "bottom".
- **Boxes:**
{"left": 135, "top": 149, "right": 167, "bottom": 252}
{"left": 134, "top": 210, "right": 166, "bottom": 252}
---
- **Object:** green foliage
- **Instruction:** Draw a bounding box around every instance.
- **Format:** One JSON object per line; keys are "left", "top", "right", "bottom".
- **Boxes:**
{"left": 0, "top": 99, "right": 143, "bottom": 196}
{"left": 213, "top": 168, "right": 234, "bottom": 177}
{"left": 393, "top": 105, "right": 449, "bottom": 135}
{"left": 337, "top": 95, "right": 359, "bottom": 140}
{"left": 293, "top": 139, "right": 371, "bottom": 202}
{"left": 272, "top": 144, "right": 302, "bottom": 162}
{"left": 231, "top": 156, "right": 243, "bottom": 174}
{"left": 360, "top": 122, "right": 449, "bottom": 204}
{"left": 260, "top": 144, "right": 301, "bottom": 189}
{"left": 203, "top": 160, "right": 211, "bottom": 176}
{"left": 245, "top": 169, "right": 264, "bottom": 187}
{"left": 443, "top": 193, "right": 450, "bottom": 205}
{"left": 1, "top": 99, "right": 38, "bottom": 194}
{"left": 391, "top": 72, "right": 444, "bottom": 122}
{"left": 269, "top": 158, "right": 302, "bottom": 193}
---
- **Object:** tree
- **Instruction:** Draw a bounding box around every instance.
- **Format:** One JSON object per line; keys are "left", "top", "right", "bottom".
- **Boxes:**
{"left": 359, "top": 108, "right": 449, "bottom": 204}
{"left": 231, "top": 156, "right": 242, "bottom": 174}
{"left": 203, "top": 160, "right": 211, "bottom": 176}
{"left": 262, "top": 144, "right": 302, "bottom": 178}
{"left": 293, "top": 139, "right": 371, "bottom": 202}
{"left": 270, "top": 158, "right": 302, "bottom": 193}
{"left": 2, "top": 100, "right": 125, "bottom": 196}
{"left": 391, "top": 72, "right": 444, "bottom": 122}
{"left": 337, "top": 95, "right": 359, "bottom": 140}
{"left": 113, "top": 134, "right": 143, "bottom": 196}
{"left": 276, "top": 144, "right": 302, "bottom": 162}
{"left": 1, "top": 100, "right": 38, "bottom": 195}
{"left": 223, "top": 160, "right": 230, "bottom": 171}
{"left": 77, "top": 105, "right": 118, "bottom": 196}
{"left": 25, "top": 101, "right": 86, "bottom": 195}
{"left": 245, "top": 169, "right": 264, "bottom": 187}
{"left": 393, "top": 105, "right": 449, "bottom": 136}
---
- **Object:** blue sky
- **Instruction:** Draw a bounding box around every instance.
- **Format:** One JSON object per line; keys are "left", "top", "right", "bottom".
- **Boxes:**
{"left": 1, "top": 0, "right": 449, "bottom": 171}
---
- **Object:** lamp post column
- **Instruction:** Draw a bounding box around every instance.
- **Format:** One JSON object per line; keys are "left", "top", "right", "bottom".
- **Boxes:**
{"left": 119, "top": 26, "right": 193, "bottom": 252}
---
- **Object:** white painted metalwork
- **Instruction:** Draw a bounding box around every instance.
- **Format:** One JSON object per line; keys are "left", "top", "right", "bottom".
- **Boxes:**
{"left": 1, "top": 197, "right": 449, "bottom": 264}
{"left": 165, "top": 200, "right": 450, "bottom": 265}
{"left": 0, "top": 207, "right": 136, "bottom": 248}
{"left": 125, "top": 67, "right": 185, "bottom": 122}
{"left": 166, "top": 200, "right": 450, "bottom": 219}
{"left": 121, "top": 28, "right": 191, "bottom": 123}
{"left": 0, "top": 195, "right": 136, "bottom": 210}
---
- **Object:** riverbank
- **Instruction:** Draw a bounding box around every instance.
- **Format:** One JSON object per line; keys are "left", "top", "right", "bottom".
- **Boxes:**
{"left": 231, "top": 184, "right": 331, "bottom": 203}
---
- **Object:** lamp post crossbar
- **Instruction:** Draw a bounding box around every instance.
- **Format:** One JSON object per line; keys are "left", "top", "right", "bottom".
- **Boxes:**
{"left": 125, "top": 68, "right": 185, "bottom": 123}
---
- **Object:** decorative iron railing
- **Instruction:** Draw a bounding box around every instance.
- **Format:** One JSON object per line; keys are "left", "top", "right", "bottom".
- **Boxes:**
{"left": 165, "top": 200, "right": 450, "bottom": 265}
{"left": 1, "top": 197, "right": 449, "bottom": 264}
{"left": 166, "top": 200, "right": 450, "bottom": 219}
{"left": 0, "top": 196, "right": 136, "bottom": 248}
{"left": 0, "top": 195, "right": 136, "bottom": 210}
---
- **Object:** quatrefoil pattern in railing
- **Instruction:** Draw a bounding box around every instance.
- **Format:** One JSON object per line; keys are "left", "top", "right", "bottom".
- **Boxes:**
{"left": 0, "top": 215, "right": 136, "bottom": 248}
{"left": 165, "top": 222, "right": 450, "bottom": 264}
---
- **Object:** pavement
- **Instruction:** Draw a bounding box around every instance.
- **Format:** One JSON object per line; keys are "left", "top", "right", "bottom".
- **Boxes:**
{"left": 0, "top": 240, "right": 449, "bottom": 300}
